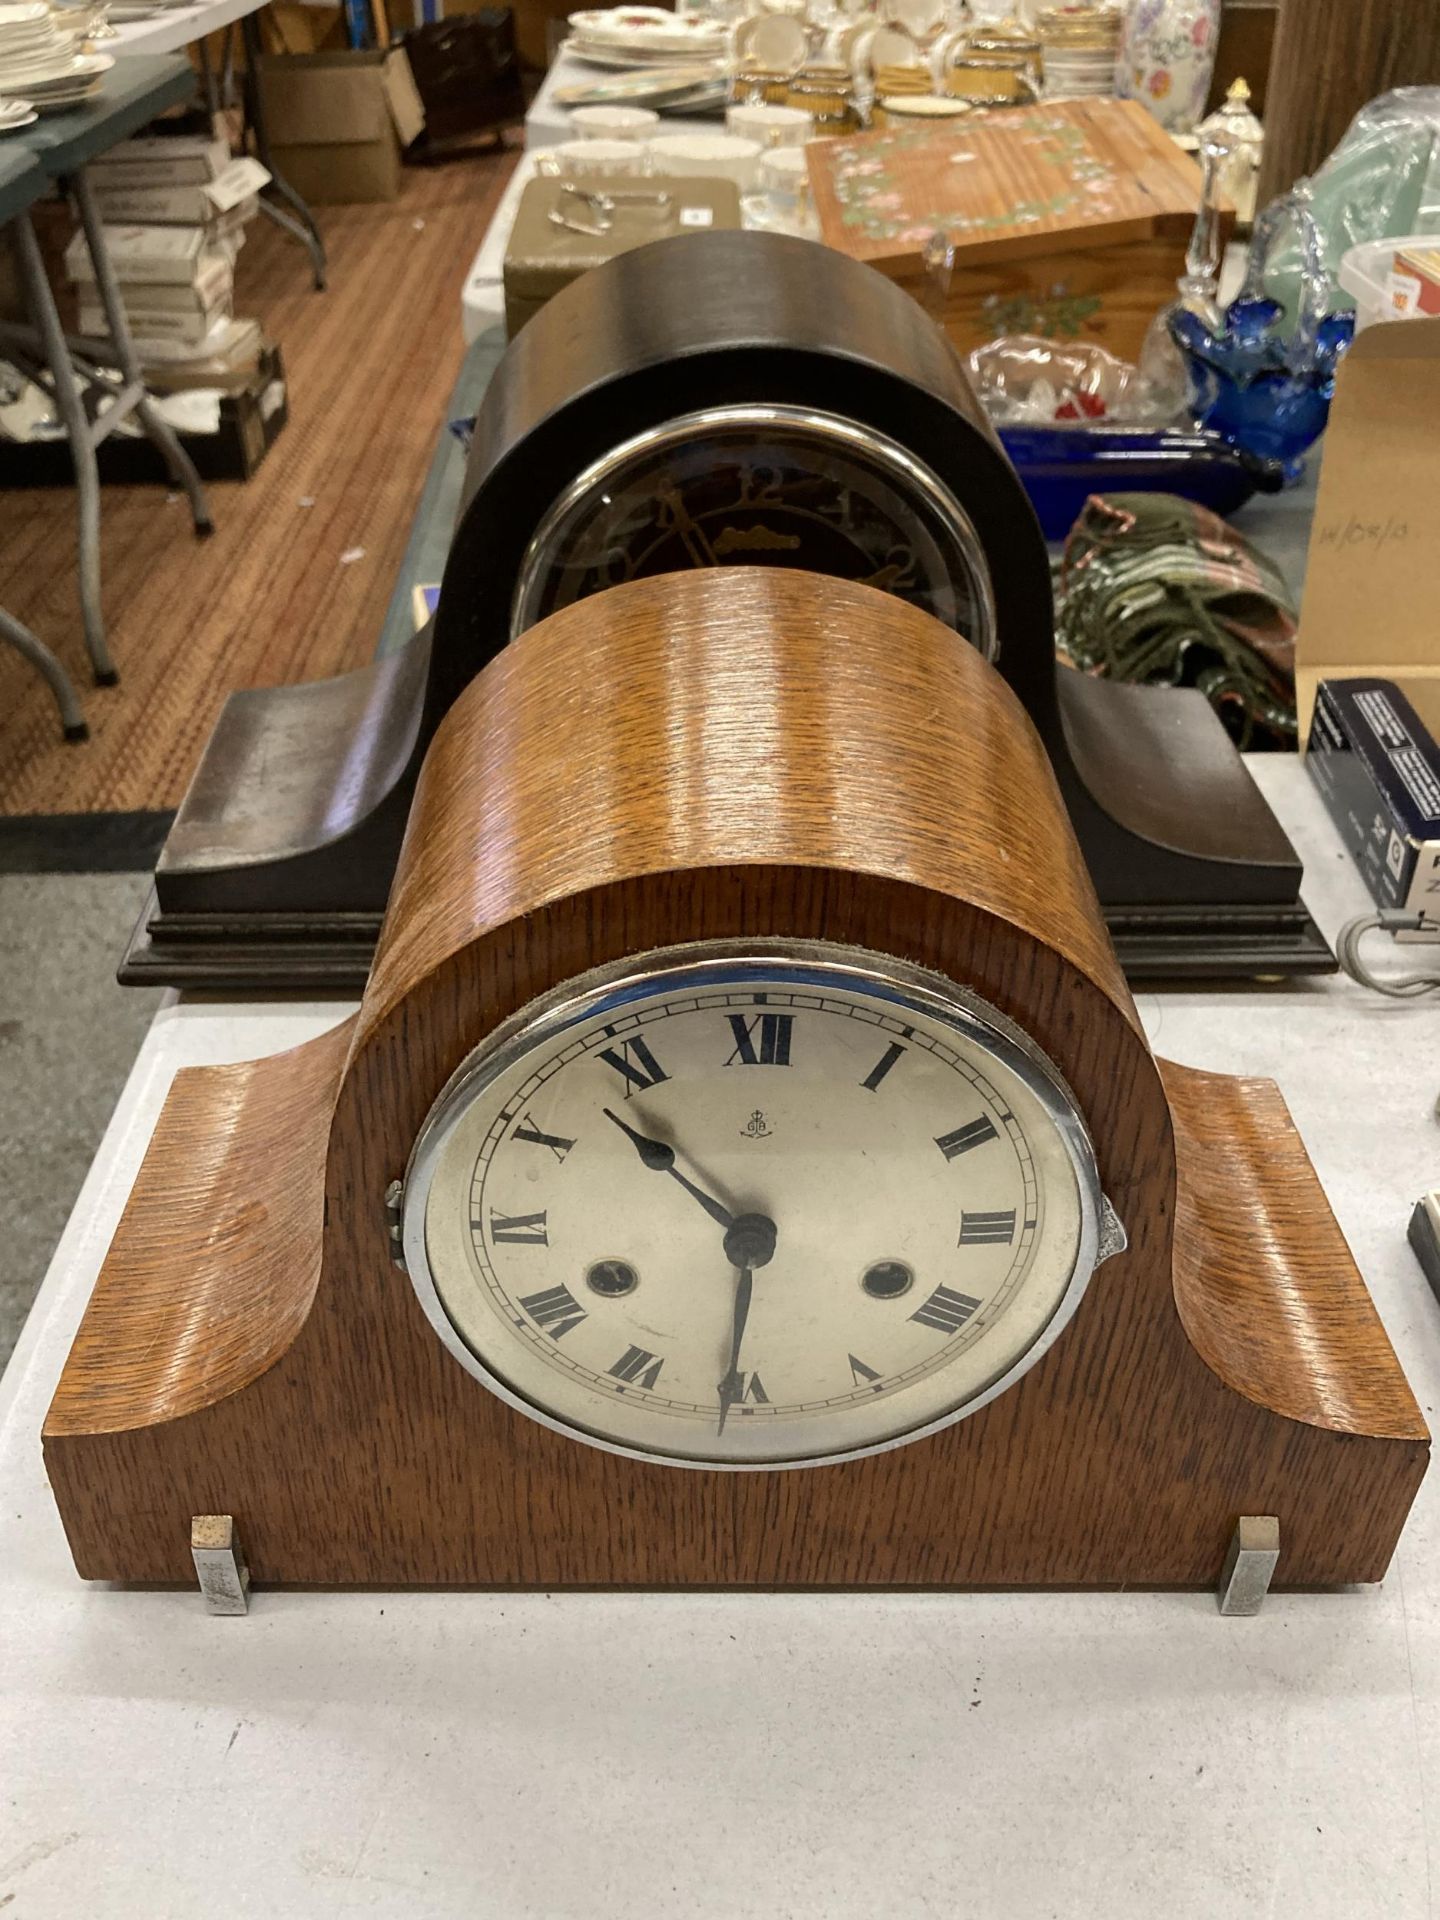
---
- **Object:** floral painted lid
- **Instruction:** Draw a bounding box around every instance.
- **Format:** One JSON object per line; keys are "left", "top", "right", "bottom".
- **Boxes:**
{"left": 807, "top": 96, "right": 1205, "bottom": 267}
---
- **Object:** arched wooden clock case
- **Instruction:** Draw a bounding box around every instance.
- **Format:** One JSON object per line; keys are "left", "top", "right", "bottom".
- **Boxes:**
{"left": 50, "top": 571, "right": 1426, "bottom": 1590}
{"left": 119, "top": 230, "right": 1327, "bottom": 992}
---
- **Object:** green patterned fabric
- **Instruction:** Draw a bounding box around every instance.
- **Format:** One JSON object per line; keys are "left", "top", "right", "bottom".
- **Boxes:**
{"left": 1055, "top": 493, "right": 1298, "bottom": 750}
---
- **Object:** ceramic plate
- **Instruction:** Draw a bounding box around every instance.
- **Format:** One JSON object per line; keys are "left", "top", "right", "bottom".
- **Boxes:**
{"left": 553, "top": 62, "right": 723, "bottom": 104}
{"left": 567, "top": 39, "right": 719, "bottom": 68}
{"left": 32, "top": 85, "right": 100, "bottom": 109}
{"left": 567, "top": 7, "right": 725, "bottom": 52}
{"left": 0, "top": 2, "right": 50, "bottom": 25}
{"left": 868, "top": 23, "right": 920, "bottom": 68}
{"left": 734, "top": 11, "right": 808, "bottom": 71}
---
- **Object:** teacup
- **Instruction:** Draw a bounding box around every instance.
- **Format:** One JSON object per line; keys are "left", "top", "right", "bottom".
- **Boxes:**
{"left": 537, "top": 138, "right": 651, "bottom": 179}
{"left": 646, "top": 132, "right": 762, "bottom": 190}
{"left": 725, "top": 101, "right": 812, "bottom": 147}
{"left": 570, "top": 104, "right": 660, "bottom": 139}
{"left": 756, "top": 144, "right": 813, "bottom": 224}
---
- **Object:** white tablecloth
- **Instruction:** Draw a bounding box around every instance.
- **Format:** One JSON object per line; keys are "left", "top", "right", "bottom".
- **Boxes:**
{"left": 3, "top": 758, "right": 1440, "bottom": 1918}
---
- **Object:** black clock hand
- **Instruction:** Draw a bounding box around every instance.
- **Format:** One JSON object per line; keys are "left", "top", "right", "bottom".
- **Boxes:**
{"left": 716, "top": 1213, "right": 778, "bottom": 1437}
{"left": 716, "top": 1263, "right": 753, "bottom": 1438}
{"left": 602, "top": 1107, "right": 735, "bottom": 1231}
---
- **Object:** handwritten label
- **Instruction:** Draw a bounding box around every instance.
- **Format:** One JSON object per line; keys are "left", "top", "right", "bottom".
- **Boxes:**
{"left": 1314, "top": 513, "right": 1409, "bottom": 557}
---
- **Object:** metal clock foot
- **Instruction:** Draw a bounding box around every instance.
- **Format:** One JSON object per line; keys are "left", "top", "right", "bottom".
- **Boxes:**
{"left": 190, "top": 1515, "right": 251, "bottom": 1616}
{"left": 1217, "top": 1515, "right": 1280, "bottom": 1615}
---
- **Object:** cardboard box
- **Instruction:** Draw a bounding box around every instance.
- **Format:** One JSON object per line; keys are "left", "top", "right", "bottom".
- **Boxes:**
{"left": 0, "top": 344, "right": 287, "bottom": 483}
{"left": 503, "top": 174, "right": 743, "bottom": 336}
{"left": 1296, "top": 316, "right": 1440, "bottom": 745}
{"left": 88, "top": 136, "right": 231, "bottom": 188}
{"left": 88, "top": 156, "right": 268, "bottom": 226}
{"left": 70, "top": 251, "right": 232, "bottom": 309}
{"left": 63, "top": 223, "right": 226, "bottom": 285}
{"left": 77, "top": 298, "right": 232, "bottom": 345}
{"left": 1305, "top": 678, "right": 1440, "bottom": 936}
{"left": 258, "top": 49, "right": 423, "bottom": 205}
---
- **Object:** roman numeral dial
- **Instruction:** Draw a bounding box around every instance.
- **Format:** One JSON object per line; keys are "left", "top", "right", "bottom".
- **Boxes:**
{"left": 426, "top": 953, "right": 1094, "bottom": 1471}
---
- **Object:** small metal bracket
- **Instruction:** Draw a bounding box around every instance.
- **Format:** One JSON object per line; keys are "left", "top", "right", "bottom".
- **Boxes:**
{"left": 1097, "top": 1195, "right": 1128, "bottom": 1266}
{"left": 385, "top": 1178, "right": 406, "bottom": 1270}
{"left": 1217, "top": 1515, "right": 1280, "bottom": 1615}
{"left": 191, "top": 1514, "right": 251, "bottom": 1616}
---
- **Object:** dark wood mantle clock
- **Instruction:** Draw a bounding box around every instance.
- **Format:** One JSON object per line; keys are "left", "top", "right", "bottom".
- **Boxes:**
{"left": 45, "top": 571, "right": 1427, "bottom": 1593}
{"left": 120, "top": 229, "right": 1329, "bottom": 992}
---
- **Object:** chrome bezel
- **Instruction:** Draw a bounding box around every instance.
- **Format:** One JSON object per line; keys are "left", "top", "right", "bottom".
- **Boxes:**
{"left": 507, "top": 403, "right": 1000, "bottom": 659}
{"left": 400, "top": 939, "right": 1104, "bottom": 1472}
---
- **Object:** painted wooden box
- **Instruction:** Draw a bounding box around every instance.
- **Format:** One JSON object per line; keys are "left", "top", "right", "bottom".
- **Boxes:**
{"left": 807, "top": 96, "right": 1214, "bottom": 361}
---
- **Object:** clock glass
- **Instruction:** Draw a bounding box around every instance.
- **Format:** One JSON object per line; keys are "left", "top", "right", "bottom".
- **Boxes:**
{"left": 507, "top": 405, "right": 999, "bottom": 657}
{"left": 401, "top": 943, "right": 1107, "bottom": 1469}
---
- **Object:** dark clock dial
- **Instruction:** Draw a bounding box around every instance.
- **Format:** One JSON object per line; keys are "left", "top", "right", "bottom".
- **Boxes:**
{"left": 508, "top": 405, "right": 998, "bottom": 656}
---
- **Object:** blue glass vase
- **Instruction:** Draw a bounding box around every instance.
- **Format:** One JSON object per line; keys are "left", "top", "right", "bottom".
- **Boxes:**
{"left": 1168, "top": 191, "right": 1355, "bottom": 481}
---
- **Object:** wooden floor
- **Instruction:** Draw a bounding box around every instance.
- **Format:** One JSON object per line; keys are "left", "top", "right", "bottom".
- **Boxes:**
{"left": 0, "top": 146, "right": 516, "bottom": 826}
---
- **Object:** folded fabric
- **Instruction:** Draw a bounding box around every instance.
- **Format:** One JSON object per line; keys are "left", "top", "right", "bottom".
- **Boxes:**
{"left": 1056, "top": 491, "right": 1298, "bottom": 750}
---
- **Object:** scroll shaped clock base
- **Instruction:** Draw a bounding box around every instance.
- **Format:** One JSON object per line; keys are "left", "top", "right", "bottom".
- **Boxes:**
{"left": 118, "top": 627, "right": 1330, "bottom": 991}
{"left": 41, "top": 1034, "right": 1428, "bottom": 1589}
{"left": 55, "top": 571, "right": 1419, "bottom": 1593}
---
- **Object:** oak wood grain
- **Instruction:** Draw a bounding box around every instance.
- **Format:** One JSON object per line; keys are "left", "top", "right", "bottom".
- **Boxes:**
{"left": 43, "top": 569, "right": 1428, "bottom": 1588}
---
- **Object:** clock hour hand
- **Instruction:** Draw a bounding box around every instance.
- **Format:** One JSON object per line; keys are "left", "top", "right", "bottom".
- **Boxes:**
{"left": 602, "top": 1107, "right": 735, "bottom": 1231}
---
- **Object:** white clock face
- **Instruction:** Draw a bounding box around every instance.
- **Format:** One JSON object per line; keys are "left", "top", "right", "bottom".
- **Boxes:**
{"left": 402, "top": 944, "right": 1105, "bottom": 1469}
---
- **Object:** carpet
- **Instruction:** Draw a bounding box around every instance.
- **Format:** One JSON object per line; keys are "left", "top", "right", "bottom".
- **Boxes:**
{"left": 0, "top": 143, "right": 517, "bottom": 866}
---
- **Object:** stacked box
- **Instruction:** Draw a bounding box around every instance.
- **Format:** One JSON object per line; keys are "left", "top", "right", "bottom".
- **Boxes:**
{"left": 66, "top": 126, "right": 271, "bottom": 387}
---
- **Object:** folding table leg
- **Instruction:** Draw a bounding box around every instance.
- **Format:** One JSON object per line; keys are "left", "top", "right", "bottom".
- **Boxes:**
{"left": 10, "top": 207, "right": 117, "bottom": 687}
{"left": 68, "top": 170, "right": 215, "bottom": 542}
{"left": 241, "top": 8, "right": 327, "bottom": 292}
{"left": 0, "top": 605, "right": 89, "bottom": 742}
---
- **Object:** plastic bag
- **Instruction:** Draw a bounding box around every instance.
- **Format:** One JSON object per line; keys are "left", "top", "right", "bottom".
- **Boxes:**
{"left": 1265, "top": 86, "right": 1440, "bottom": 319}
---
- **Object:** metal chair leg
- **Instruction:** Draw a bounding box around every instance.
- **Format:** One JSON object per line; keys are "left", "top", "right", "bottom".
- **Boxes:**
{"left": 10, "top": 208, "right": 117, "bottom": 686}
{"left": 0, "top": 605, "right": 89, "bottom": 742}
{"left": 68, "top": 170, "right": 215, "bottom": 539}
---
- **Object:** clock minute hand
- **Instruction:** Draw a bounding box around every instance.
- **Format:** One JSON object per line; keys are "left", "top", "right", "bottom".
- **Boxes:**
{"left": 716, "top": 1263, "right": 753, "bottom": 1439}
{"left": 602, "top": 1107, "right": 735, "bottom": 1231}
{"left": 716, "top": 1213, "right": 777, "bottom": 1437}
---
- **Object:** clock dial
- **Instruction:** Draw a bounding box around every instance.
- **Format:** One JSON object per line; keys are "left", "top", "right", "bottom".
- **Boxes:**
{"left": 508, "top": 405, "right": 998, "bottom": 657}
{"left": 403, "top": 944, "right": 1105, "bottom": 1468}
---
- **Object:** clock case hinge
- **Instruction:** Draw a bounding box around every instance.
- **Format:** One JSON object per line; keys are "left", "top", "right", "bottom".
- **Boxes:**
{"left": 384, "top": 1178, "right": 407, "bottom": 1271}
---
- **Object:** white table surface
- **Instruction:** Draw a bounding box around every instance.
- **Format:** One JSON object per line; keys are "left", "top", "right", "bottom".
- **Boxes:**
{"left": 105, "top": 0, "right": 264, "bottom": 59}
{"left": 3, "top": 758, "right": 1440, "bottom": 1918}
{"left": 461, "top": 146, "right": 539, "bottom": 340}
